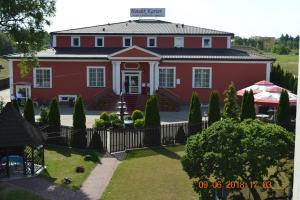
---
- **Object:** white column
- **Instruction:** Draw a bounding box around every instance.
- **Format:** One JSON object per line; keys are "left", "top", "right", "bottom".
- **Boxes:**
{"left": 8, "top": 60, "right": 13, "bottom": 98}
{"left": 112, "top": 61, "right": 121, "bottom": 95}
{"left": 149, "top": 62, "right": 155, "bottom": 95}
{"left": 112, "top": 63, "right": 116, "bottom": 93}
{"left": 266, "top": 62, "right": 271, "bottom": 81}
{"left": 154, "top": 62, "right": 159, "bottom": 91}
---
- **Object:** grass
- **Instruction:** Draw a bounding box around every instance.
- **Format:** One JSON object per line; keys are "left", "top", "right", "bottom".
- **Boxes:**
{"left": 40, "top": 145, "right": 101, "bottom": 190}
{"left": 0, "top": 58, "right": 8, "bottom": 80}
{"left": 0, "top": 183, "right": 44, "bottom": 200}
{"left": 101, "top": 145, "right": 198, "bottom": 200}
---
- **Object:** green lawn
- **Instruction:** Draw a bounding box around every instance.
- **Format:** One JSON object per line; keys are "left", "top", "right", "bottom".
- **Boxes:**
{"left": 40, "top": 145, "right": 101, "bottom": 190}
{"left": 101, "top": 145, "right": 198, "bottom": 200}
{"left": 0, "top": 58, "right": 8, "bottom": 80}
{"left": 0, "top": 183, "right": 44, "bottom": 200}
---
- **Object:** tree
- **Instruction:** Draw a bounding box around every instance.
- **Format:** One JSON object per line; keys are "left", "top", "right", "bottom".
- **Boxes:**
{"left": 240, "top": 90, "right": 249, "bottom": 121}
{"left": 223, "top": 82, "right": 239, "bottom": 119}
{"left": 247, "top": 90, "right": 256, "bottom": 119}
{"left": 24, "top": 98, "right": 35, "bottom": 125}
{"left": 188, "top": 92, "right": 202, "bottom": 135}
{"left": 143, "top": 95, "right": 161, "bottom": 146}
{"left": 11, "top": 99, "right": 20, "bottom": 113}
{"left": 38, "top": 106, "right": 49, "bottom": 125}
{"left": 276, "top": 90, "right": 291, "bottom": 130}
{"left": 272, "top": 44, "right": 291, "bottom": 55}
{"left": 182, "top": 119, "right": 294, "bottom": 200}
{"left": 208, "top": 91, "right": 221, "bottom": 125}
{"left": 72, "top": 96, "right": 87, "bottom": 148}
{"left": 0, "top": 32, "right": 15, "bottom": 55}
{"left": 48, "top": 97, "right": 60, "bottom": 127}
{"left": 0, "top": 0, "right": 55, "bottom": 75}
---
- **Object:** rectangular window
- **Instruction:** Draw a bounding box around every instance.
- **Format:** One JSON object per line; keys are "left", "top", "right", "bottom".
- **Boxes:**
{"left": 87, "top": 66, "right": 105, "bottom": 87}
{"left": 174, "top": 37, "right": 184, "bottom": 47}
{"left": 147, "top": 37, "right": 156, "bottom": 47}
{"left": 33, "top": 68, "right": 52, "bottom": 88}
{"left": 95, "top": 36, "right": 104, "bottom": 47}
{"left": 71, "top": 36, "right": 80, "bottom": 47}
{"left": 159, "top": 67, "right": 176, "bottom": 88}
{"left": 202, "top": 37, "right": 212, "bottom": 48}
{"left": 193, "top": 67, "right": 212, "bottom": 88}
{"left": 123, "top": 37, "right": 132, "bottom": 47}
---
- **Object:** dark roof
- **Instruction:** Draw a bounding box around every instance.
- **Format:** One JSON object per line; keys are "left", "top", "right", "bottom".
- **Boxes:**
{"left": 0, "top": 103, "right": 44, "bottom": 147}
{"left": 51, "top": 20, "right": 234, "bottom": 36}
{"left": 5, "top": 47, "right": 275, "bottom": 61}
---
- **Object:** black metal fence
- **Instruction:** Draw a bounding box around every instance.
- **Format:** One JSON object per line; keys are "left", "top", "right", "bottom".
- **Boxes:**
{"left": 43, "top": 120, "right": 209, "bottom": 153}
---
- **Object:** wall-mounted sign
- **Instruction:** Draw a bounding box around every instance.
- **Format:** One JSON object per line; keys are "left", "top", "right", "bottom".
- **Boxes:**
{"left": 130, "top": 8, "right": 165, "bottom": 17}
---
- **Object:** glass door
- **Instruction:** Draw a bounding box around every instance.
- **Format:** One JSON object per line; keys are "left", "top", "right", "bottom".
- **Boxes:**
{"left": 16, "top": 85, "right": 31, "bottom": 99}
{"left": 123, "top": 72, "right": 141, "bottom": 94}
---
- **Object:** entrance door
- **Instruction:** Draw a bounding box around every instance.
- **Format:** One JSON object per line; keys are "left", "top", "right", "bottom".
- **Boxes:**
{"left": 123, "top": 71, "right": 141, "bottom": 94}
{"left": 16, "top": 85, "right": 31, "bottom": 99}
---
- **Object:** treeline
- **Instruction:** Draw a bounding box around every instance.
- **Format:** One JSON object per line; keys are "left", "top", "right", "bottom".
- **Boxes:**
{"left": 278, "top": 34, "right": 299, "bottom": 50}
{"left": 270, "top": 64, "right": 297, "bottom": 94}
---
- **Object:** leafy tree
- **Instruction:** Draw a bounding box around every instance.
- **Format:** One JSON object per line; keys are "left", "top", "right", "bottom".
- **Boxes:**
{"left": 188, "top": 92, "right": 202, "bottom": 135}
{"left": 48, "top": 97, "right": 60, "bottom": 129}
{"left": 72, "top": 96, "right": 87, "bottom": 148}
{"left": 223, "top": 82, "right": 239, "bottom": 119}
{"left": 0, "top": 0, "right": 55, "bottom": 75}
{"left": 24, "top": 98, "right": 35, "bottom": 125}
{"left": 182, "top": 119, "right": 294, "bottom": 200}
{"left": 0, "top": 32, "right": 15, "bottom": 55}
{"left": 240, "top": 90, "right": 249, "bottom": 121}
{"left": 272, "top": 44, "right": 291, "bottom": 55}
{"left": 11, "top": 99, "right": 20, "bottom": 113}
{"left": 143, "top": 95, "right": 161, "bottom": 146}
{"left": 208, "top": 91, "right": 221, "bottom": 125}
{"left": 276, "top": 90, "right": 291, "bottom": 130}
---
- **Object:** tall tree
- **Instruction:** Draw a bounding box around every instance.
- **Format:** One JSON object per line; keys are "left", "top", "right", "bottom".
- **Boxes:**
{"left": 208, "top": 91, "right": 221, "bottom": 125}
{"left": 188, "top": 92, "right": 202, "bottom": 135}
{"left": 48, "top": 97, "right": 60, "bottom": 129}
{"left": 0, "top": 32, "right": 15, "bottom": 55}
{"left": 247, "top": 90, "right": 256, "bottom": 119}
{"left": 223, "top": 82, "right": 239, "bottom": 119}
{"left": 72, "top": 96, "right": 87, "bottom": 148}
{"left": 24, "top": 98, "right": 35, "bottom": 125}
{"left": 276, "top": 90, "right": 291, "bottom": 130}
{"left": 11, "top": 99, "right": 20, "bottom": 113}
{"left": 0, "top": 0, "right": 55, "bottom": 75}
{"left": 240, "top": 90, "right": 249, "bottom": 121}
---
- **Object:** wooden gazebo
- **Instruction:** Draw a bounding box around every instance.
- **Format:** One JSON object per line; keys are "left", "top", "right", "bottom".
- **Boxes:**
{"left": 0, "top": 102, "right": 45, "bottom": 178}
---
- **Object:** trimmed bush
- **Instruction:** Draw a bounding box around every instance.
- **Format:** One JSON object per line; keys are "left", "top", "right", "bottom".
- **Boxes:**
{"left": 89, "top": 131, "right": 103, "bottom": 151}
{"left": 247, "top": 90, "right": 256, "bottom": 119}
{"left": 131, "top": 109, "right": 143, "bottom": 121}
{"left": 111, "top": 118, "right": 123, "bottom": 128}
{"left": 38, "top": 106, "right": 49, "bottom": 125}
{"left": 100, "top": 112, "right": 110, "bottom": 122}
{"left": 276, "top": 90, "right": 291, "bottom": 130}
{"left": 48, "top": 97, "right": 61, "bottom": 129}
{"left": 208, "top": 91, "right": 221, "bottom": 125}
{"left": 175, "top": 126, "right": 187, "bottom": 144}
{"left": 24, "top": 98, "right": 35, "bottom": 125}
{"left": 240, "top": 91, "right": 249, "bottom": 121}
{"left": 109, "top": 112, "right": 119, "bottom": 121}
{"left": 134, "top": 118, "right": 144, "bottom": 128}
{"left": 12, "top": 99, "right": 20, "bottom": 112}
{"left": 93, "top": 118, "right": 106, "bottom": 128}
{"left": 72, "top": 96, "right": 87, "bottom": 148}
{"left": 188, "top": 92, "right": 202, "bottom": 135}
{"left": 223, "top": 82, "right": 239, "bottom": 120}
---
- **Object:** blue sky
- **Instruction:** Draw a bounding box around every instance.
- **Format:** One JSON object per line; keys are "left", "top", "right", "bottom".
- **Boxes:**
{"left": 47, "top": 0, "right": 300, "bottom": 38}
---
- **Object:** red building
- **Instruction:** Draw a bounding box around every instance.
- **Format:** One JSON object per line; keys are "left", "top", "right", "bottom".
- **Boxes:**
{"left": 6, "top": 20, "right": 274, "bottom": 110}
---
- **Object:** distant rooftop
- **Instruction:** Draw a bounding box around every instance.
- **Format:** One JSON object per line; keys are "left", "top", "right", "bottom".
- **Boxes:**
{"left": 51, "top": 20, "right": 234, "bottom": 36}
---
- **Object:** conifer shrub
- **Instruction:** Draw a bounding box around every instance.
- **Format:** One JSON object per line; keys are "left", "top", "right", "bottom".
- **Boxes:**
{"left": 24, "top": 98, "right": 35, "bottom": 125}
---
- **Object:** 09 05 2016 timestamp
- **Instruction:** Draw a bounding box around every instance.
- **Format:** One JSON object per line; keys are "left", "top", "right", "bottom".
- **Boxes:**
{"left": 198, "top": 180, "right": 273, "bottom": 189}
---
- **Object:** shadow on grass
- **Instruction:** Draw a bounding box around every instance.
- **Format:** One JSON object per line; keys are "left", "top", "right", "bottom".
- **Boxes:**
{"left": 39, "top": 168, "right": 57, "bottom": 183}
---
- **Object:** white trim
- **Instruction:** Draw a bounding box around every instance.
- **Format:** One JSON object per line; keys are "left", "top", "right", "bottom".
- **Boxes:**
{"left": 16, "top": 85, "right": 31, "bottom": 98}
{"left": 202, "top": 36, "right": 212, "bottom": 48}
{"left": 71, "top": 36, "right": 80, "bottom": 47}
{"left": 54, "top": 34, "right": 233, "bottom": 38}
{"left": 147, "top": 36, "right": 157, "bottom": 48}
{"left": 149, "top": 62, "right": 154, "bottom": 95}
{"left": 52, "top": 35, "right": 57, "bottom": 47}
{"left": 110, "top": 57, "right": 161, "bottom": 61}
{"left": 174, "top": 36, "right": 184, "bottom": 48}
{"left": 162, "top": 60, "right": 272, "bottom": 64}
{"left": 266, "top": 62, "right": 271, "bottom": 81}
{"left": 123, "top": 36, "right": 132, "bottom": 47}
{"left": 227, "top": 36, "right": 231, "bottom": 48}
{"left": 109, "top": 45, "right": 161, "bottom": 59}
{"left": 154, "top": 62, "right": 159, "bottom": 90}
{"left": 33, "top": 67, "right": 52, "bottom": 88}
{"left": 8, "top": 60, "right": 13, "bottom": 97}
{"left": 95, "top": 36, "right": 104, "bottom": 47}
{"left": 192, "top": 67, "right": 212, "bottom": 89}
{"left": 9, "top": 59, "right": 110, "bottom": 62}
{"left": 86, "top": 66, "right": 106, "bottom": 87}
{"left": 121, "top": 70, "right": 142, "bottom": 94}
{"left": 58, "top": 95, "right": 77, "bottom": 102}
{"left": 158, "top": 66, "right": 176, "bottom": 88}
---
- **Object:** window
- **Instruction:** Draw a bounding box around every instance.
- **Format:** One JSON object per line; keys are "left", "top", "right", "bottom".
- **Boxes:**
{"left": 147, "top": 37, "right": 156, "bottom": 47}
{"left": 33, "top": 68, "right": 52, "bottom": 88}
{"left": 159, "top": 67, "right": 176, "bottom": 88}
{"left": 193, "top": 67, "right": 212, "bottom": 88}
{"left": 58, "top": 95, "right": 77, "bottom": 102}
{"left": 71, "top": 36, "right": 80, "bottom": 47}
{"left": 87, "top": 67, "right": 105, "bottom": 87}
{"left": 202, "top": 37, "right": 212, "bottom": 48}
{"left": 95, "top": 36, "right": 104, "bottom": 47}
{"left": 123, "top": 37, "right": 132, "bottom": 47}
{"left": 174, "top": 37, "right": 184, "bottom": 48}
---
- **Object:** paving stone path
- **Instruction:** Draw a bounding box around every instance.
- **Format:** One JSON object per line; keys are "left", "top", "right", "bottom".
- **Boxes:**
{"left": 7, "top": 152, "right": 125, "bottom": 200}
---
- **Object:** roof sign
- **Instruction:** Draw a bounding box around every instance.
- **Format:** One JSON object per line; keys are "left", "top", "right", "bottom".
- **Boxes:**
{"left": 130, "top": 8, "right": 165, "bottom": 17}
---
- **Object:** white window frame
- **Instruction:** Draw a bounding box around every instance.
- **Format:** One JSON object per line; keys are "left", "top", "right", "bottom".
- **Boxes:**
{"left": 147, "top": 36, "right": 157, "bottom": 48}
{"left": 159, "top": 67, "right": 176, "bottom": 88}
{"left": 202, "top": 36, "right": 212, "bottom": 48}
{"left": 123, "top": 36, "right": 132, "bottom": 47}
{"left": 95, "top": 36, "right": 104, "bottom": 47}
{"left": 58, "top": 95, "right": 77, "bottom": 102}
{"left": 192, "top": 67, "right": 212, "bottom": 88}
{"left": 86, "top": 66, "right": 106, "bottom": 87}
{"left": 71, "top": 36, "right": 80, "bottom": 47}
{"left": 33, "top": 67, "right": 52, "bottom": 88}
{"left": 174, "top": 37, "right": 184, "bottom": 48}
